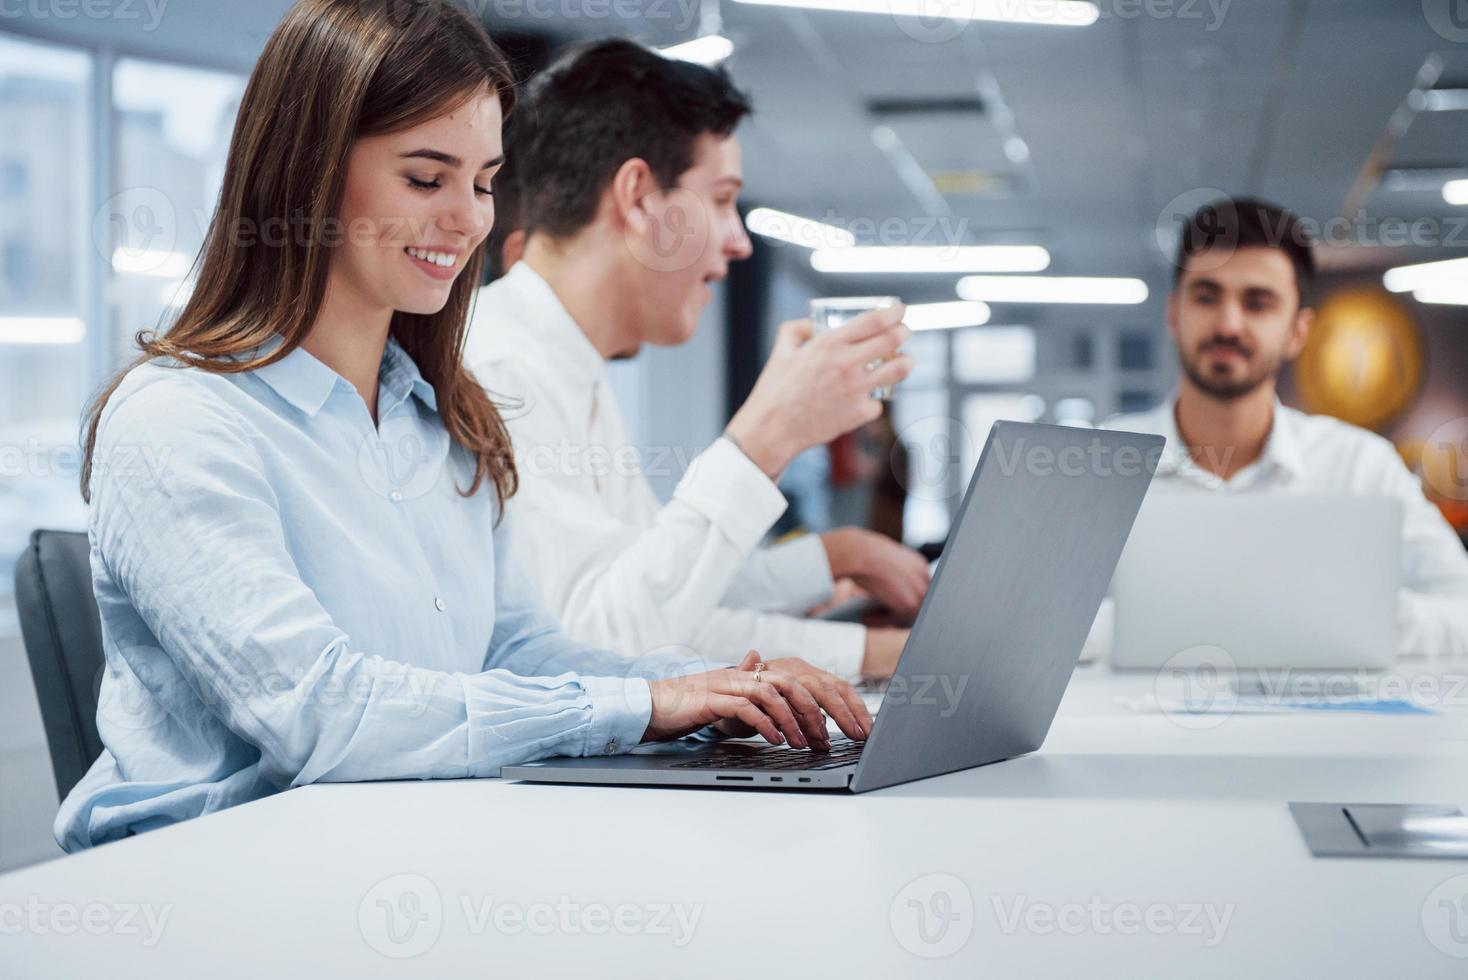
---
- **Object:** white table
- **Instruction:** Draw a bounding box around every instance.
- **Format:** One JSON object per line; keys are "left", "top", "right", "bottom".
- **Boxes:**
{"left": 3, "top": 662, "right": 1467, "bottom": 978}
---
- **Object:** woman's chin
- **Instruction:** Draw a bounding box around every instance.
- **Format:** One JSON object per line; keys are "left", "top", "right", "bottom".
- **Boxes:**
{"left": 395, "top": 289, "right": 456, "bottom": 317}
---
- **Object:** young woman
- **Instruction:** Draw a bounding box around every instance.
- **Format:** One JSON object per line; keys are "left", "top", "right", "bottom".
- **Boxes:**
{"left": 58, "top": 0, "right": 869, "bottom": 851}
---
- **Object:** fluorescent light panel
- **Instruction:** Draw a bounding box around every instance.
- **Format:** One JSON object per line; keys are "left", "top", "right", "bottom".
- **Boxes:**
{"left": 745, "top": 207, "right": 856, "bottom": 249}
{"left": 1412, "top": 286, "right": 1468, "bottom": 306}
{"left": 812, "top": 246, "right": 1050, "bottom": 274}
{"left": 658, "top": 34, "right": 734, "bottom": 65}
{"left": 957, "top": 275, "right": 1148, "bottom": 305}
{"left": 904, "top": 301, "right": 991, "bottom": 331}
{"left": 1422, "top": 89, "right": 1468, "bottom": 112}
{"left": 0, "top": 317, "right": 85, "bottom": 345}
{"left": 731, "top": 0, "right": 1098, "bottom": 27}
{"left": 1382, "top": 256, "right": 1468, "bottom": 293}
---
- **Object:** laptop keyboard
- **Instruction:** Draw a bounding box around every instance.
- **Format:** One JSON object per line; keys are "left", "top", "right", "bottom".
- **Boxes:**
{"left": 669, "top": 738, "right": 865, "bottom": 771}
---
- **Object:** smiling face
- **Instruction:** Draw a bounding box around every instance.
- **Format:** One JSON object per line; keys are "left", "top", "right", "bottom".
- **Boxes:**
{"left": 1169, "top": 245, "right": 1313, "bottom": 402}
{"left": 332, "top": 88, "right": 503, "bottom": 318}
{"left": 627, "top": 133, "right": 753, "bottom": 348}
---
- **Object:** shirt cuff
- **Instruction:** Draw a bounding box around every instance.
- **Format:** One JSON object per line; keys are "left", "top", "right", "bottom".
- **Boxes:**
{"left": 673, "top": 437, "right": 789, "bottom": 554}
{"left": 579, "top": 675, "right": 652, "bottom": 757}
{"left": 764, "top": 534, "right": 837, "bottom": 612}
{"left": 804, "top": 620, "right": 867, "bottom": 680}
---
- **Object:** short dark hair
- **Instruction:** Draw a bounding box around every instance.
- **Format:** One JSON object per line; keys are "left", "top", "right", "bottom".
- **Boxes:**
{"left": 1174, "top": 197, "right": 1316, "bottom": 304}
{"left": 517, "top": 38, "right": 752, "bottom": 238}
{"left": 483, "top": 109, "right": 531, "bottom": 282}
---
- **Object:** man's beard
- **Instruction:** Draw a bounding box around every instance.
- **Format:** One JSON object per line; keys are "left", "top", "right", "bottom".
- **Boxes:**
{"left": 1179, "top": 338, "right": 1281, "bottom": 402}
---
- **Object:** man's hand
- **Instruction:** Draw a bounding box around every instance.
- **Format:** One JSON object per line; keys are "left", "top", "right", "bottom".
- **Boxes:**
{"left": 643, "top": 652, "right": 870, "bottom": 750}
{"left": 724, "top": 307, "right": 912, "bottom": 479}
{"left": 861, "top": 627, "right": 910, "bottom": 679}
{"left": 822, "top": 527, "right": 929, "bottom": 619}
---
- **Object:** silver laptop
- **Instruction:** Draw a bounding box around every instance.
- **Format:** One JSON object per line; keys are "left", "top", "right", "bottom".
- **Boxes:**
{"left": 1110, "top": 495, "right": 1401, "bottom": 670}
{"left": 504, "top": 422, "right": 1162, "bottom": 793}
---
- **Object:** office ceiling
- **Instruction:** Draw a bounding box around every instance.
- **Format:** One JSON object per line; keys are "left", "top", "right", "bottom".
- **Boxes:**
{"left": 14, "top": 0, "right": 1468, "bottom": 316}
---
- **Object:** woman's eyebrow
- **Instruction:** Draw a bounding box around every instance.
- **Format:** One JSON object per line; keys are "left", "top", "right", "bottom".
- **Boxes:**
{"left": 400, "top": 149, "right": 505, "bottom": 170}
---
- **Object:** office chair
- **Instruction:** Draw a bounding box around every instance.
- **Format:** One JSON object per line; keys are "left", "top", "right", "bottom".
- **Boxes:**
{"left": 13, "top": 529, "right": 104, "bottom": 800}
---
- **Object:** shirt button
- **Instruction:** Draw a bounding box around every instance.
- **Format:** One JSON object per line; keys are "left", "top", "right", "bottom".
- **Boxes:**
{"left": 434, "top": 597, "right": 446, "bottom": 612}
{"left": 390, "top": 491, "right": 403, "bottom": 503}
{"left": 605, "top": 738, "right": 619, "bottom": 753}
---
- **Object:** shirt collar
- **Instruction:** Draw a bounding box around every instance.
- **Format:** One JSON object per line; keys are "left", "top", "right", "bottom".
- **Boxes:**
{"left": 250, "top": 333, "right": 439, "bottom": 418}
{"left": 1259, "top": 399, "right": 1305, "bottom": 478}
{"left": 499, "top": 261, "right": 608, "bottom": 388}
{"left": 1155, "top": 392, "right": 1305, "bottom": 482}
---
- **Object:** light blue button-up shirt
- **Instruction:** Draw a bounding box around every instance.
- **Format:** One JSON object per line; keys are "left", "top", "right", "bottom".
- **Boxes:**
{"left": 56, "top": 335, "right": 696, "bottom": 851}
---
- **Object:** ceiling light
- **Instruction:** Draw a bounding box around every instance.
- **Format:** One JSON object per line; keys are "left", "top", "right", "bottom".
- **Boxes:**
{"left": 0, "top": 317, "right": 85, "bottom": 344}
{"left": 812, "top": 246, "right": 1050, "bottom": 275}
{"left": 658, "top": 34, "right": 734, "bottom": 65}
{"left": 112, "top": 248, "right": 192, "bottom": 278}
{"left": 731, "top": 0, "right": 1098, "bottom": 27}
{"left": 1382, "top": 255, "right": 1468, "bottom": 293}
{"left": 746, "top": 208, "right": 855, "bottom": 249}
{"left": 956, "top": 275, "right": 1149, "bottom": 305}
{"left": 1421, "top": 89, "right": 1468, "bottom": 112}
{"left": 903, "top": 301, "right": 991, "bottom": 331}
{"left": 1412, "top": 286, "right": 1468, "bottom": 306}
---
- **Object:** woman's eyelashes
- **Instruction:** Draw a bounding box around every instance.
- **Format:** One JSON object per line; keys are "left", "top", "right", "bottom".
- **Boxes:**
{"left": 406, "top": 174, "right": 493, "bottom": 196}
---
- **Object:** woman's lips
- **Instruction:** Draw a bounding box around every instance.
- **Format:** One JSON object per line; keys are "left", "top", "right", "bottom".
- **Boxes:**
{"left": 405, "top": 248, "right": 458, "bottom": 282}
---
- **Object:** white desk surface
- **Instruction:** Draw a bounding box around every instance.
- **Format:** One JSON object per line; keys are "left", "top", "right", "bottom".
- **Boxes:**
{"left": 3, "top": 661, "right": 1467, "bottom": 978}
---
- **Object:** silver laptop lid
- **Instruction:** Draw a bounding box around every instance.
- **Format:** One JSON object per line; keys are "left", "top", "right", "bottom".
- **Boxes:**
{"left": 852, "top": 422, "right": 1162, "bottom": 792}
{"left": 1110, "top": 495, "right": 1402, "bottom": 670}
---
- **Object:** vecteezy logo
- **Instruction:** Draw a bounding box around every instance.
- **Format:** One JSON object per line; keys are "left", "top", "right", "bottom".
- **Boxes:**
{"left": 356, "top": 416, "right": 449, "bottom": 502}
{"left": 1422, "top": 416, "right": 1468, "bottom": 502}
{"left": 358, "top": 873, "right": 442, "bottom": 959}
{"left": 1153, "top": 187, "right": 1232, "bottom": 271}
{"left": 1423, "top": 874, "right": 1468, "bottom": 959}
{"left": 890, "top": 873, "right": 974, "bottom": 958}
{"left": 895, "top": 413, "right": 974, "bottom": 502}
{"left": 92, "top": 187, "right": 178, "bottom": 275}
{"left": 892, "top": 0, "right": 976, "bottom": 44}
{"left": 623, "top": 187, "right": 710, "bottom": 273}
{"left": 1154, "top": 645, "right": 1239, "bottom": 730}
{"left": 1423, "top": 0, "right": 1468, "bottom": 42}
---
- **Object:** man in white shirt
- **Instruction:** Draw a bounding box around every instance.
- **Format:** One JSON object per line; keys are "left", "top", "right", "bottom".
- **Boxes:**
{"left": 1102, "top": 198, "right": 1468, "bottom": 657}
{"left": 465, "top": 39, "right": 928, "bottom": 678}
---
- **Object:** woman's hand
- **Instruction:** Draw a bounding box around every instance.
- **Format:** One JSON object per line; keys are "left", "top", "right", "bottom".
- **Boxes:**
{"left": 643, "top": 652, "right": 872, "bottom": 749}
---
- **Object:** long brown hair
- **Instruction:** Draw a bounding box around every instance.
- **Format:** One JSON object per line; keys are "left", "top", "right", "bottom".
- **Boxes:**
{"left": 81, "top": 0, "right": 519, "bottom": 508}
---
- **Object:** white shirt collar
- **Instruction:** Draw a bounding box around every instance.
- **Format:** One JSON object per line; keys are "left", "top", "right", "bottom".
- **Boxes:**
{"left": 481, "top": 262, "right": 607, "bottom": 390}
{"left": 1147, "top": 392, "right": 1306, "bottom": 484}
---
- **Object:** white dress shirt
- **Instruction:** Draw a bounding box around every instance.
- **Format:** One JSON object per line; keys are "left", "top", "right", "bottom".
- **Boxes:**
{"left": 464, "top": 263, "right": 867, "bottom": 676}
{"left": 1098, "top": 396, "right": 1468, "bottom": 657}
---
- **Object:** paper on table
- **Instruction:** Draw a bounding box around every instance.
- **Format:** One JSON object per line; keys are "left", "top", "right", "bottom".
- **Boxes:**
{"left": 1118, "top": 693, "right": 1437, "bottom": 716}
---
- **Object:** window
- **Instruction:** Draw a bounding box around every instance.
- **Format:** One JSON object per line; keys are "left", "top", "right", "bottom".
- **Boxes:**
{"left": 953, "top": 326, "right": 1037, "bottom": 384}
{"left": 109, "top": 58, "right": 245, "bottom": 373}
{"left": 0, "top": 35, "right": 92, "bottom": 616}
{"left": 0, "top": 41, "right": 246, "bottom": 623}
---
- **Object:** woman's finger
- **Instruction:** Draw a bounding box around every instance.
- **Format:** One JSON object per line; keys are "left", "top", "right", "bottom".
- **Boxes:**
{"left": 711, "top": 693, "right": 784, "bottom": 746}
{"left": 837, "top": 678, "right": 875, "bottom": 738}
{"left": 728, "top": 675, "right": 808, "bottom": 749}
{"left": 764, "top": 674, "right": 831, "bottom": 750}
{"left": 806, "top": 673, "right": 867, "bottom": 742}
